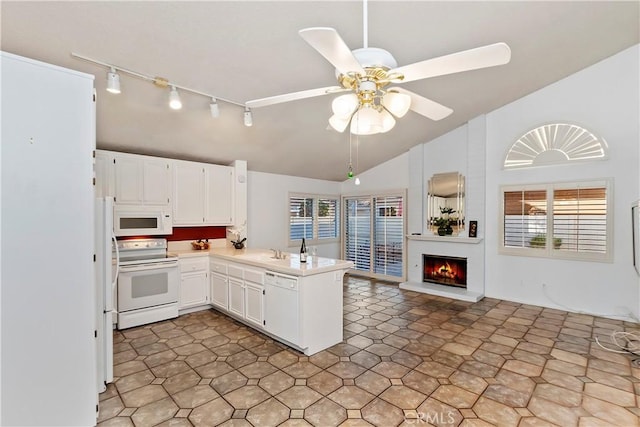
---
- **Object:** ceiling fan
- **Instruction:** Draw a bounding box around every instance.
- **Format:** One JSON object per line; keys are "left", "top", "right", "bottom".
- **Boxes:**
{"left": 246, "top": 0, "right": 511, "bottom": 135}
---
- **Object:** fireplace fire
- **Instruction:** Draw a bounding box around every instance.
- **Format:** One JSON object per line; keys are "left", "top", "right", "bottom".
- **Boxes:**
{"left": 423, "top": 254, "right": 467, "bottom": 288}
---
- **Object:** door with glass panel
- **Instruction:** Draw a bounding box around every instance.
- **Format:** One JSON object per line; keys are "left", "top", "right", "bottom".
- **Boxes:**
{"left": 343, "top": 194, "right": 405, "bottom": 280}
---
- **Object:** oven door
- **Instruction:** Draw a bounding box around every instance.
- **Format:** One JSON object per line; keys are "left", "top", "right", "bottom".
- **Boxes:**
{"left": 118, "top": 261, "right": 179, "bottom": 312}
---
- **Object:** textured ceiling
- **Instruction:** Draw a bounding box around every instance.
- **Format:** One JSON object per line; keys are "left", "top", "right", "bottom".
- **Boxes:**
{"left": 2, "top": 1, "right": 638, "bottom": 181}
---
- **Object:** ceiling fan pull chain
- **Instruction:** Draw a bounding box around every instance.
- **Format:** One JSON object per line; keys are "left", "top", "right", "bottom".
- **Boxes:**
{"left": 362, "top": 0, "right": 368, "bottom": 49}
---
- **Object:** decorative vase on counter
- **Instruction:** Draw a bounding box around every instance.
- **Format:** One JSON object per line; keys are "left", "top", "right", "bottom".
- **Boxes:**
{"left": 437, "top": 226, "right": 447, "bottom": 236}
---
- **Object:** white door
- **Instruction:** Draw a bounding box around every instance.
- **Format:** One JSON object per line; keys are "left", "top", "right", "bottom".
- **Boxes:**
{"left": 205, "top": 164, "right": 234, "bottom": 225}
{"left": 114, "top": 154, "right": 143, "bottom": 204}
{"left": 95, "top": 151, "right": 114, "bottom": 198}
{"left": 210, "top": 272, "right": 228, "bottom": 309}
{"left": 1, "top": 52, "right": 97, "bottom": 426}
{"left": 244, "top": 282, "right": 264, "bottom": 328}
{"left": 173, "top": 161, "right": 204, "bottom": 225}
{"left": 228, "top": 277, "right": 245, "bottom": 317}
{"left": 180, "top": 271, "right": 209, "bottom": 309}
{"left": 143, "top": 158, "right": 171, "bottom": 206}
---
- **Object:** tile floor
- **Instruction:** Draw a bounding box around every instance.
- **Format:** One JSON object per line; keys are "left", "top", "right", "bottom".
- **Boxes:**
{"left": 98, "top": 276, "right": 640, "bottom": 427}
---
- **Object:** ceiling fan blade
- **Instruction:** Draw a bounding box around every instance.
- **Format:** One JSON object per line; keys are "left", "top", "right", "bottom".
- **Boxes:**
{"left": 246, "top": 86, "right": 345, "bottom": 108}
{"left": 299, "top": 27, "right": 365, "bottom": 76}
{"left": 392, "top": 42, "right": 511, "bottom": 83}
{"left": 392, "top": 88, "right": 453, "bottom": 121}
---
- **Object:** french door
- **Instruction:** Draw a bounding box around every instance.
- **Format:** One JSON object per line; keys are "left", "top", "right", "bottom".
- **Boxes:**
{"left": 342, "top": 193, "right": 405, "bottom": 281}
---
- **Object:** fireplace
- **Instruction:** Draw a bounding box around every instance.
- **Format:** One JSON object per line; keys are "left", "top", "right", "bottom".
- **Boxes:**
{"left": 423, "top": 254, "right": 467, "bottom": 288}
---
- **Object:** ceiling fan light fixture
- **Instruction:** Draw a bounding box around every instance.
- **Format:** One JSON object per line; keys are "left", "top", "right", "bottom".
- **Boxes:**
{"left": 379, "top": 108, "right": 396, "bottom": 133}
{"left": 169, "top": 86, "right": 182, "bottom": 110}
{"left": 351, "top": 106, "right": 383, "bottom": 135}
{"left": 106, "top": 67, "right": 121, "bottom": 94}
{"left": 382, "top": 91, "right": 411, "bottom": 118}
{"left": 329, "top": 114, "right": 350, "bottom": 133}
{"left": 331, "top": 94, "right": 359, "bottom": 118}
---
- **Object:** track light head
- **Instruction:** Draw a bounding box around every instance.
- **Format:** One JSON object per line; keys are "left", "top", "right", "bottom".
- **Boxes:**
{"left": 169, "top": 86, "right": 182, "bottom": 110}
{"left": 210, "top": 98, "right": 220, "bottom": 118}
{"left": 244, "top": 107, "right": 253, "bottom": 127}
{"left": 106, "top": 67, "right": 121, "bottom": 94}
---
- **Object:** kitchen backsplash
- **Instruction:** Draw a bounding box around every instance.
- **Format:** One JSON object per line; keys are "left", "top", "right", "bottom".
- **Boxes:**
{"left": 166, "top": 226, "right": 227, "bottom": 241}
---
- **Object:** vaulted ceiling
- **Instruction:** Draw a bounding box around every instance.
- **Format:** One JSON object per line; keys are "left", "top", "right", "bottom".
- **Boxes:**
{"left": 2, "top": 1, "right": 638, "bottom": 181}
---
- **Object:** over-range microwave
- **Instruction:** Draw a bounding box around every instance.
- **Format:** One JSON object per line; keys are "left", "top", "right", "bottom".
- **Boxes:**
{"left": 113, "top": 205, "right": 173, "bottom": 237}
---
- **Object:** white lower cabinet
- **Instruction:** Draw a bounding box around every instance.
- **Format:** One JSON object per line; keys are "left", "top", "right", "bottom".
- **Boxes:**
{"left": 243, "top": 268, "right": 264, "bottom": 329}
{"left": 179, "top": 257, "right": 209, "bottom": 310}
{"left": 209, "top": 259, "right": 264, "bottom": 328}
{"left": 228, "top": 276, "right": 245, "bottom": 318}
{"left": 210, "top": 272, "right": 228, "bottom": 309}
{"left": 210, "top": 260, "right": 228, "bottom": 309}
{"left": 207, "top": 255, "right": 346, "bottom": 355}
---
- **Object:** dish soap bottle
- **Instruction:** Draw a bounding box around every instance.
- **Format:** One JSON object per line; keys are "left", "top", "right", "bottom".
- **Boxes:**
{"left": 300, "top": 238, "right": 307, "bottom": 263}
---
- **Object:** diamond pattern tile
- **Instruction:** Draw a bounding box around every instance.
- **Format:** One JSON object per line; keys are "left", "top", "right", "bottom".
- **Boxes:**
{"left": 99, "top": 277, "right": 640, "bottom": 426}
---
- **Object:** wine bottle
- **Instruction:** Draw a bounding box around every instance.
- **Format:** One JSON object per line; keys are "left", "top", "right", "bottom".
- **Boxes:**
{"left": 300, "top": 238, "right": 307, "bottom": 263}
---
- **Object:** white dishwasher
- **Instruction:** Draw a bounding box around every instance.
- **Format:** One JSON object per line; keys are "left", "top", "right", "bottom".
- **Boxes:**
{"left": 264, "top": 271, "right": 299, "bottom": 346}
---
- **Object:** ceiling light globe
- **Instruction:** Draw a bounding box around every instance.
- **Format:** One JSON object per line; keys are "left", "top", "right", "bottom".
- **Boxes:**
{"left": 382, "top": 92, "right": 411, "bottom": 118}
{"left": 331, "top": 94, "right": 359, "bottom": 118}
{"left": 350, "top": 107, "right": 383, "bottom": 135}
{"left": 329, "top": 114, "right": 350, "bottom": 133}
{"left": 169, "top": 86, "right": 182, "bottom": 110}
{"left": 380, "top": 109, "right": 396, "bottom": 133}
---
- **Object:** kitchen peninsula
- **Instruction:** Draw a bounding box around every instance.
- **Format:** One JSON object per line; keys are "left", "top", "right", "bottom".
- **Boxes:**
{"left": 177, "top": 247, "right": 353, "bottom": 356}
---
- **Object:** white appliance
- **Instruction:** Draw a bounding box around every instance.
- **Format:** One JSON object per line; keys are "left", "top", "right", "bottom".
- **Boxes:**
{"left": 95, "top": 197, "right": 118, "bottom": 392}
{"left": 117, "top": 238, "right": 179, "bottom": 329}
{"left": 113, "top": 205, "right": 173, "bottom": 237}
{"left": 1, "top": 51, "right": 98, "bottom": 425}
{"left": 264, "top": 271, "right": 299, "bottom": 344}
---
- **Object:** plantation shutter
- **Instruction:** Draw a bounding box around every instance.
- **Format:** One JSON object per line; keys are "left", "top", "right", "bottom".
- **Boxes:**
{"left": 344, "top": 198, "right": 372, "bottom": 272}
{"left": 503, "top": 190, "right": 547, "bottom": 249}
{"left": 318, "top": 198, "right": 338, "bottom": 239}
{"left": 553, "top": 187, "right": 607, "bottom": 253}
{"left": 289, "top": 196, "right": 314, "bottom": 240}
{"left": 373, "top": 196, "right": 404, "bottom": 277}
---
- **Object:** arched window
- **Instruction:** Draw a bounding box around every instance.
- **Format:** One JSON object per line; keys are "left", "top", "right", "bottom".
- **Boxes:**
{"left": 504, "top": 123, "right": 608, "bottom": 169}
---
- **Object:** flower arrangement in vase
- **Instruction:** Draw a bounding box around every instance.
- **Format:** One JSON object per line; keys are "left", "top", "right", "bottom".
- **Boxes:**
{"left": 435, "top": 207, "right": 456, "bottom": 236}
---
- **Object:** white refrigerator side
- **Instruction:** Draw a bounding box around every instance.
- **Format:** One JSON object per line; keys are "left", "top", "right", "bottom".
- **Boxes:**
{"left": 95, "top": 197, "right": 115, "bottom": 392}
{"left": 1, "top": 51, "right": 98, "bottom": 426}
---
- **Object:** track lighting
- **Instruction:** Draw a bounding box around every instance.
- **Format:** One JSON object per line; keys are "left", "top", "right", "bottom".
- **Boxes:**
{"left": 106, "top": 67, "right": 121, "bottom": 94}
{"left": 168, "top": 86, "right": 182, "bottom": 110}
{"left": 71, "top": 53, "right": 249, "bottom": 123}
{"left": 210, "top": 98, "right": 220, "bottom": 118}
{"left": 244, "top": 107, "right": 253, "bottom": 127}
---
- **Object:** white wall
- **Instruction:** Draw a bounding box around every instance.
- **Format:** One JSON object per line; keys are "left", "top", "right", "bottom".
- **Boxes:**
{"left": 247, "top": 170, "right": 342, "bottom": 258}
{"left": 340, "top": 152, "right": 409, "bottom": 194}
{"left": 484, "top": 45, "right": 640, "bottom": 321}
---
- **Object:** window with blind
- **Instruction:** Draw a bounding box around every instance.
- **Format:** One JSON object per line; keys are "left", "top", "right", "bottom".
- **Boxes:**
{"left": 344, "top": 193, "right": 405, "bottom": 279}
{"left": 289, "top": 194, "right": 338, "bottom": 243}
{"left": 500, "top": 180, "right": 612, "bottom": 261}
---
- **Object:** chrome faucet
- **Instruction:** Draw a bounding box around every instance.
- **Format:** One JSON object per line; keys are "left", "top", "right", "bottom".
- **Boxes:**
{"left": 270, "top": 249, "right": 286, "bottom": 259}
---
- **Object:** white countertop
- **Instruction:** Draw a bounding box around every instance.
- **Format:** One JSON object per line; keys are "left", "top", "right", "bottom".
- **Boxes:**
{"left": 206, "top": 247, "right": 354, "bottom": 277}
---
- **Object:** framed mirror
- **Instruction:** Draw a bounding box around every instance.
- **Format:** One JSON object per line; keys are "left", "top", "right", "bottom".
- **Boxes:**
{"left": 427, "top": 172, "right": 465, "bottom": 235}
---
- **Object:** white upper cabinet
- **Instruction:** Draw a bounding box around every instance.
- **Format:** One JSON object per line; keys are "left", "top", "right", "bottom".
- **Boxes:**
{"left": 97, "top": 150, "right": 236, "bottom": 226}
{"left": 205, "top": 164, "right": 234, "bottom": 225}
{"left": 173, "top": 160, "right": 205, "bottom": 225}
{"left": 174, "top": 160, "right": 234, "bottom": 226}
{"left": 113, "top": 153, "right": 171, "bottom": 207}
{"left": 95, "top": 150, "right": 114, "bottom": 199}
